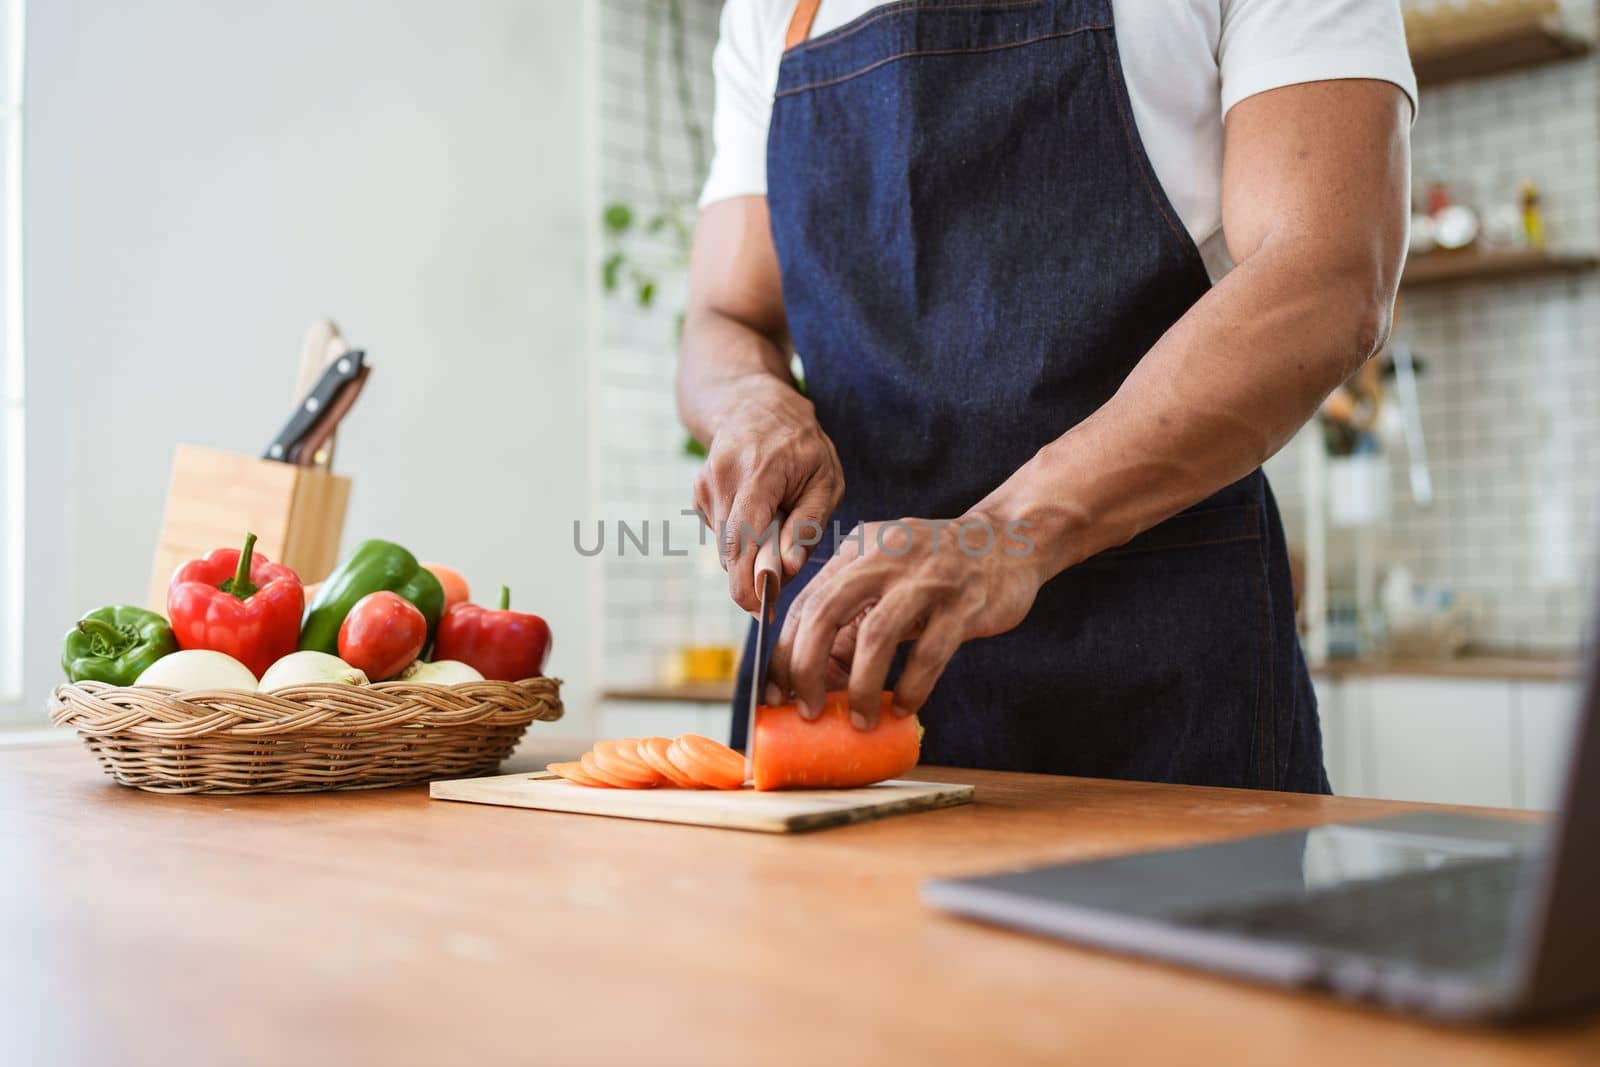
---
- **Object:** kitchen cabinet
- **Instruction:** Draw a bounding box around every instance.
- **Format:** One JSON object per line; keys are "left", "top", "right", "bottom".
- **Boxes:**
{"left": 1315, "top": 677, "right": 1362, "bottom": 795}
{"left": 1359, "top": 677, "right": 1517, "bottom": 808}
{"left": 1314, "top": 672, "right": 1581, "bottom": 810}
{"left": 1515, "top": 681, "right": 1583, "bottom": 810}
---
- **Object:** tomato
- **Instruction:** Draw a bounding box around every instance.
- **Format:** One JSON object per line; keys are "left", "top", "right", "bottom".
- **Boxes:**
{"left": 337, "top": 591, "right": 426, "bottom": 681}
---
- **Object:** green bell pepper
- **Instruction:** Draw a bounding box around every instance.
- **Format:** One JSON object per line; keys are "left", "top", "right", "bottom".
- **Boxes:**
{"left": 299, "top": 539, "right": 446, "bottom": 654}
{"left": 61, "top": 605, "right": 179, "bottom": 686}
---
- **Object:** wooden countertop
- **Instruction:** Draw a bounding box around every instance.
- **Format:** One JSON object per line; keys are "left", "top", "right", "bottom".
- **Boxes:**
{"left": 1313, "top": 655, "right": 1580, "bottom": 683}
{"left": 5, "top": 741, "right": 1596, "bottom": 1067}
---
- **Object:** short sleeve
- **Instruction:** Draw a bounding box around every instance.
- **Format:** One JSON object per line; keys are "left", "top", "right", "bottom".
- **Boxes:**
{"left": 1218, "top": 0, "right": 1419, "bottom": 122}
{"left": 699, "top": 0, "right": 778, "bottom": 207}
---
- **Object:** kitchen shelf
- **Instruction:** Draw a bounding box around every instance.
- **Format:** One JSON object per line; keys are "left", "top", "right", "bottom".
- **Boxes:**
{"left": 1408, "top": 7, "right": 1593, "bottom": 86}
{"left": 601, "top": 680, "right": 734, "bottom": 704}
{"left": 1400, "top": 248, "right": 1599, "bottom": 289}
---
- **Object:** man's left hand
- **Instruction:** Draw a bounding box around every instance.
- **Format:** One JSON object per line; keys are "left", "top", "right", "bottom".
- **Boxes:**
{"left": 764, "top": 515, "right": 1043, "bottom": 729}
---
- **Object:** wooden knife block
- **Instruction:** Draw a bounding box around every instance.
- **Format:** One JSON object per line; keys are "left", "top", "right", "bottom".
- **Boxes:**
{"left": 145, "top": 445, "right": 351, "bottom": 612}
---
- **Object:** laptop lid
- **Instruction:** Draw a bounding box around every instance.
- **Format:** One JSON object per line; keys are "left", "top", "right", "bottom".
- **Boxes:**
{"left": 1516, "top": 600, "right": 1600, "bottom": 1015}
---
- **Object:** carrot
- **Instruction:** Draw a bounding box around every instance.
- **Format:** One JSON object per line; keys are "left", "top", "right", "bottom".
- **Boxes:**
{"left": 591, "top": 739, "right": 661, "bottom": 787}
{"left": 668, "top": 734, "right": 746, "bottom": 790}
{"left": 580, "top": 750, "right": 644, "bottom": 789}
{"left": 637, "top": 736, "right": 704, "bottom": 789}
{"left": 547, "top": 760, "right": 608, "bottom": 788}
{"left": 752, "top": 691, "right": 920, "bottom": 790}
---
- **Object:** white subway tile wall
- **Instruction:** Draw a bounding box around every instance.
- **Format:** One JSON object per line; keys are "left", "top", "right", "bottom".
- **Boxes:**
{"left": 1268, "top": 2, "right": 1600, "bottom": 654}
{"left": 598, "top": 0, "right": 745, "bottom": 688}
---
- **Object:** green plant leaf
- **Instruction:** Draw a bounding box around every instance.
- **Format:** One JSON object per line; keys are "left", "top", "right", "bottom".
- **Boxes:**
{"left": 601, "top": 252, "right": 624, "bottom": 291}
{"left": 603, "top": 202, "right": 634, "bottom": 234}
{"left": 683, "top": 434, "right": 708, "bottom": 459}
{"left": 637, "top": 280, "right": 657, "bottom": 308}
{"left": 647, "top": 212, "right": 671, "bottom": 235}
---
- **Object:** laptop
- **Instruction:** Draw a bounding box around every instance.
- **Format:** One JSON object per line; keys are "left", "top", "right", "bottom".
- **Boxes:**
{"left": 921, "top": 616, "right": 1600, "bottom": 1022}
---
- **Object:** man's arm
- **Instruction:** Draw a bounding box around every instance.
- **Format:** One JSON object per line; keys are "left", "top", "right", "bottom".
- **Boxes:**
{"left": 767, "top": 79, "right": 1411, "bottom": 726}
{"left": 678, "top": 195, "right": 846, "bottom": 612}
{"left": 977, "top": 78, "right": 1411, "bottom": 572}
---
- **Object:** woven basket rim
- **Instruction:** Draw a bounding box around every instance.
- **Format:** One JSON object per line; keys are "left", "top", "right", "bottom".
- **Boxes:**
{"left": 50, "top": 675, "right": 564, "bottom": 739}
{"left": 47, "top": 676, "right": 564, "bottom": 794}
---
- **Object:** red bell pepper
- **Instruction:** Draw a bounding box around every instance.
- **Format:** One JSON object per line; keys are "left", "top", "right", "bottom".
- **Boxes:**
{"left": 433, "top": 586, "right": 552, "bottom": 681}
{"left": 167, "top": 532, "right": 305, "bottom": 679}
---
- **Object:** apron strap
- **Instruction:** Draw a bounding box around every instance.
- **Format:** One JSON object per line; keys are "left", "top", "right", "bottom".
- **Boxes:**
{"left": 785, "top": 0, "right": 822, "bottom": 49}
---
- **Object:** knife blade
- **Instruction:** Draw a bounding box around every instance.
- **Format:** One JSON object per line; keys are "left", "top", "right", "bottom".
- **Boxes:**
{"left": 262, "top": 349, "right": 366, "bottom": 462}
{"left": 746, "top": 567, "right": 775, "bottom": 786}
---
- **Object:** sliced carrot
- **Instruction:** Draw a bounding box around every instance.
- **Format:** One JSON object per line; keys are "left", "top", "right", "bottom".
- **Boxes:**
{"left": 668, "top": 734, "right": 746, "bottom": 790}
{"left": 616, "top": 737, "right": 675, "bottom": 786}
{"left": 546, "top": 760, "right": 608, "bottom": 788}
{"left": 591, "top": 739, "right": 661, "bottom": 787}
{"left": 752, "top": 691, "right": 920, "bottom": 791}
{"left": 637, "top": 736, "right": 704, "bottom": 789}
{"left": 580, "top": 750, "right": 646, "bottom": 789}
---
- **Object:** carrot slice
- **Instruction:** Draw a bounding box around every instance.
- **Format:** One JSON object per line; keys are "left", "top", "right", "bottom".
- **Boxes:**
{"left": 547, "top": 760, "right": 608, "bottom": 788}
{"left": 580, "top": 750, "right": 646, "bottom": 789}
{"left": 668, "top": 734, "right": 746, "bottom": 790}
{"left": 752, "top": 691, "right": 920, "bottom": 790}
{"left": 616, "top": 737, "right": 675, "bottom": 786}
{"left": 591, "top": 739, "right": 661, "bottom": 787}
{"left": 637, "top": 736, "right": 704, "bottom": 789}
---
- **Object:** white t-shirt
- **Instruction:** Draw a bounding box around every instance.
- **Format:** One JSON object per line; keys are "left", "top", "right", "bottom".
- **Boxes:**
{"left": 701, "top": 0, "right": 1418, "bottom": 281}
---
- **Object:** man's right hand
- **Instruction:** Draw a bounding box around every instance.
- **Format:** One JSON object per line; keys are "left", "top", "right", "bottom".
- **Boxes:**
{"left": 693, "top": 374, "right": 844, "bottom": 615}
{"left": 678, "top": 195, "right": 843, "bottom": 615}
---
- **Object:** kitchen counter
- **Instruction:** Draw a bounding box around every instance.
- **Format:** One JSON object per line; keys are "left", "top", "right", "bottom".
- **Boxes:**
{"left": 1312, "top": 655, "right": 1579, "bottom": 683}
{"left": 5, "top": 741, "right": 1597, "bottom": 1066}
{"left": 601, "top": 680, "right": 735, "bottom": 703}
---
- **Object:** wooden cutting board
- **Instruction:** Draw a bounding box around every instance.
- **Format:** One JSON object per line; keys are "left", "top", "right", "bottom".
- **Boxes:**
{"left": 429, "top": 771, "right": 975, "bottom": 833}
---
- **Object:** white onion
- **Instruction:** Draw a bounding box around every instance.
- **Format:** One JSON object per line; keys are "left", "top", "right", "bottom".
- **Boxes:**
{"left": 258, "top": 651, "right": 369, "bottom": 691}
{"left": 400, "top": 660, "right": 485, "bottom": 685}
{"left": 135, "top": 650, "right": 258, "bottom": 691}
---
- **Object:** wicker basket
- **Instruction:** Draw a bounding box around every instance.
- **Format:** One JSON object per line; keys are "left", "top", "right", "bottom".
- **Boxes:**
{"left": 49, "top": 676, "right": 563, "bottom": 794}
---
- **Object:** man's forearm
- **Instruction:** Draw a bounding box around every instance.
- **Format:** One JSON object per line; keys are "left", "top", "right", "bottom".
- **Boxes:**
{"left": 676, "top": 308, "right": 797, "bottom": 447}
{"left": 974, "top": 244, "right": 1393, "bottom": 583}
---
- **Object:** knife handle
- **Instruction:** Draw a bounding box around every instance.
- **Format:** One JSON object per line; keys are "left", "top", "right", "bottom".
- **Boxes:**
{"left": 262, "top": 349, "right": 365, "bottom": 462}
{"left": 289, "top": 365, "right": 370, "bottom": 467}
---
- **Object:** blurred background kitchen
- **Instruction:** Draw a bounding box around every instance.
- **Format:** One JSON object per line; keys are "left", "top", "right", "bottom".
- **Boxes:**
{"left": 2, "top": 0, "right": 1596, "bottom": 813}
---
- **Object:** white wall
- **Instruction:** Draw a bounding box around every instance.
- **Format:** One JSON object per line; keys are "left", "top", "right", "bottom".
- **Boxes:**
{"left": 597, "top": 0, "right": 743, "bottom": 691}
{"left": 15, "top": 0, "right": 597, "bottom": 730}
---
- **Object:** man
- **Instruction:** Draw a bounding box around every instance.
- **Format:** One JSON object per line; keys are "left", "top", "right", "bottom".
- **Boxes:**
{"left": 677, "top": 0, "right": 1415, "bottom": 791}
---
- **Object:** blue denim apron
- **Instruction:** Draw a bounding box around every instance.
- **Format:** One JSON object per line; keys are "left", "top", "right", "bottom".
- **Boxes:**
{"left": 732, "top": 0, "right": 1329, "bottom": 793}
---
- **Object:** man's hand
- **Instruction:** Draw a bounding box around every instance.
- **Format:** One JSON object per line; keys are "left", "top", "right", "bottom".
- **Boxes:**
{"left": 765, "top": 516, "right": 1042, "bottom": 728}
{"left": 692, "top": 376, "right": 844, "bottom": 613}
{"left": 679, "top": 195, "right": 846, "bottom": 612}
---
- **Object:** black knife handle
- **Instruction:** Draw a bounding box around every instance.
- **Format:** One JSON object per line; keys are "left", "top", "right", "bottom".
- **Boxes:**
{"left": 262, "top": 349, "right": 366, "bottom": 462}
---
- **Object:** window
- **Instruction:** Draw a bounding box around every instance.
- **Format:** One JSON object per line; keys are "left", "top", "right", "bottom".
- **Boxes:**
{"left": 0, "top": 0, "right": 24, "bottom": 705}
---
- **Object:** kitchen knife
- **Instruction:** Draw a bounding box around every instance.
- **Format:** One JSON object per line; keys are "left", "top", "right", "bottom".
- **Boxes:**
{"left": 262, "top": 349, "right": 366, "bottom": 462}
{"left": 288, "top": 364, "right": 370, "bottom": 466}
{"left": 746, "top": 567, "right": 776, "bottom": 785}
{"left": 293, "top": 320, "right": 352, "bottom": 471}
